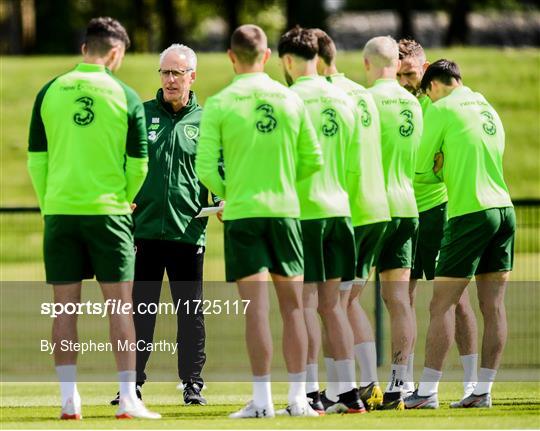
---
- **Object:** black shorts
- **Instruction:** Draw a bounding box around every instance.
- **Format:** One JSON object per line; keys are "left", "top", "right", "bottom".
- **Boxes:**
{"left": 354, "top": 222, "right": 388, "bottom": 279}
{"left": 301, "top": 217, "right": 356, "bottom": 283}
{"left": 411, "top": 202, "right": 447, "bottom": 280}
{"left": 44, "top": 214, "right": 135, "bottom": 284}
{"left": 224, "top": 218, "right": 303, "bottom": 282}
{"left": 436, "top": 207, "right": 515, "bottom": 278}
{"left": 377, "top": 217, "right": 419, "bottom": 273}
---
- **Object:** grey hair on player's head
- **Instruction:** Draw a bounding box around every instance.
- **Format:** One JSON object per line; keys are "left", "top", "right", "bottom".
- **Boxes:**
{"left": 363, "top": 36, "right": 399, "bottom": 68}
{"left": 159, "top": 44, "right": 197, "bottom": 70}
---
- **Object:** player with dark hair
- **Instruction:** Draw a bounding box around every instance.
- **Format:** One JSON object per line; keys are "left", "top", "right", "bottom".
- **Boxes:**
{"left": 397, "top": 39, "right": 479, "bottom": 404}
{"left": 27, "top": 17, "right": 160, "bottom": 420}
{"left": 405, "top": 59, "right": 515, "bottom": 409}
{"left": 278, "top": 26, "right": 365, "bottom": 415}
{"left": 311, "top": 28, "right": 389, "bottom": 411}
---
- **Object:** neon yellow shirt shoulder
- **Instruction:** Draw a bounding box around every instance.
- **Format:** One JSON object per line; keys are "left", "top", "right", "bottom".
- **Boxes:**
{"left": 196, "top": 73, "right": 322, "bottom": 221}
{"left": 289, "top": 75, "right": 357, "bottom": 220}
{"left": 369, "top": 79, "right": 422, "bottom": 218}
{"left": 415, "top": 86, "right": 512, "bottom": 219}
{"left": 27, "top": 63, "right": 148, "bottom": 215}
{"left": 329, "top": 73, "right": 390, "bottom": 226}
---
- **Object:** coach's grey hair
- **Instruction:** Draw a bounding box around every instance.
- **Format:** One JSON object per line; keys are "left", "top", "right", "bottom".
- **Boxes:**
{"left": 159, "top": 44, "right": 197, "bottom": 70}
{"left": 363, "top": 36, "right": 399, "bottom": 68}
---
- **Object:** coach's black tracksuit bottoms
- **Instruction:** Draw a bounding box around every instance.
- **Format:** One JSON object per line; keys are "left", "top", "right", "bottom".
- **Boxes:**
{"left": 132, "top": 238, "right": 206, "bottom": 387}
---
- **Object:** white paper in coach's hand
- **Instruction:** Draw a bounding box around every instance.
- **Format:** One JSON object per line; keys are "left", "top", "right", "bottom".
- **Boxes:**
{"left": 195, "top": 206, "right": 222, "bottom": 218}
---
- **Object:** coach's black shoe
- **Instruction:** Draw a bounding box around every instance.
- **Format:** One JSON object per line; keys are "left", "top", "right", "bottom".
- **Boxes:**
{"left": 110, "top": 384, "right": 143, "bottom": 406}
{"left": 307, "top": 391, "right": 325, "bottom": 415}
{"left": 183, "top": 382, "right": 207, "bottom": 405}
{"left": 320, "top": 390, "right": 337, "bottom": 410}
{"left": 325, "top": 388, "right": 367, "bottom": 414}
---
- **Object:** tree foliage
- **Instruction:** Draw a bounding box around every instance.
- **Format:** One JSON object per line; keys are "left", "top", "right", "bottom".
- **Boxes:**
{"left": 2, "top": 0, "right": 537, "bottom": 54}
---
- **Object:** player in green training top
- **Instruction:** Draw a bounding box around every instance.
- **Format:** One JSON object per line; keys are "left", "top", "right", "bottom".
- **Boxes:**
{"left": 27, "top": 17, "right": 160, "bottom": 420}
{"left": 311, "top": 28, "right": 389, "bottom": 412}
{"left": 405, "top": 60, "right": 515, "bottom": 410}
{"left": 363, "top": 36, "right": 422, "bottom": 410}
{"left": 278, "top": 26, "right": 365, "bottom": 415}
{"left": 196, "top": 24, "right": 323, "bottom": 418}
{"left": 397, "top": 39, "right": 479, "bottom": 403}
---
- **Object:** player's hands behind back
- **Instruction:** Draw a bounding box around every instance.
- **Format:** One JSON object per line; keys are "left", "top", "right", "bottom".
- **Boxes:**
{"left": 433, "top": 152, "right": 444, "bottom": 174}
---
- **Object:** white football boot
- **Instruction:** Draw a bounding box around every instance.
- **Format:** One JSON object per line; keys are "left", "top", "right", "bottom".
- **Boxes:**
{"left": 229, "top": 400, "right": 275, "bottom": 419}
{"left": 115, "top": 398, "right": 161, "bottom": 419}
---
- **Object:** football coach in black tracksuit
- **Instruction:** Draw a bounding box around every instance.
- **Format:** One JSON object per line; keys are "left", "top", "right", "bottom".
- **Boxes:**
{"left": 111, "top": 43, "right": 220, "bottom": 406}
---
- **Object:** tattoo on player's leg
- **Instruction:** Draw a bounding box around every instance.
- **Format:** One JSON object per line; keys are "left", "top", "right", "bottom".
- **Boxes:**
{"left": 392, "top": 350, "right": 403, "bottom": 364}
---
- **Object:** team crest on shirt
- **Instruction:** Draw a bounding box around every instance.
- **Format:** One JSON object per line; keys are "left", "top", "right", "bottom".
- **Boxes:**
{"left": 151, "top": 117, "right": 160, "bottom": 123}
{"left": 184, "top": 124, "right": 199, "bottom": 140}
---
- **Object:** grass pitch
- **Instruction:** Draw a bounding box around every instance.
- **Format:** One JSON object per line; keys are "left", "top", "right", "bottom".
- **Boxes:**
{"left": 1, "top": 381, "right": 539, "bottom": 429}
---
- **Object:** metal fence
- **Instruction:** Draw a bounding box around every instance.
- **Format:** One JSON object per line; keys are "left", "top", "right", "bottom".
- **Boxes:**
{"left": 2, "top": 200, "right": 537, "bottom": 279}
{"left": 1, "top": 200, "right": 539, "bottom": 370}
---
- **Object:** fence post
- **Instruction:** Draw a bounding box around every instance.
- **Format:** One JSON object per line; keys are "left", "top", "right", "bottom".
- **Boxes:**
{"left": 375, "top": 271, "right": 384, "bottom": 366}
